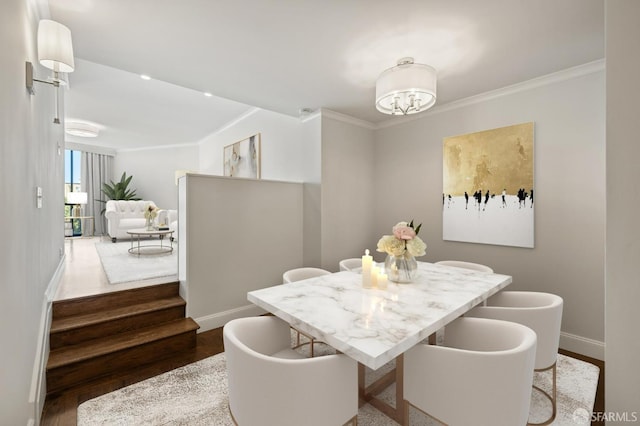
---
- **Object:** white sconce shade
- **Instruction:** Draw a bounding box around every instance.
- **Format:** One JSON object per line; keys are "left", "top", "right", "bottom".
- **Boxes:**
{"left": 376, "top": 57, "right": 437, "bottom": 115}
{"left": 66, "top": 122, "right": 99, "bottom": 138}
{"left": 38, "top": 19, "right": 75, "bottom": 73}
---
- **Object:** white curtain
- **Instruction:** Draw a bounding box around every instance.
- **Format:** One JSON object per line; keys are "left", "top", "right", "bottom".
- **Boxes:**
{"left": 81, "top": 152, "right": 113, "bottom": 235}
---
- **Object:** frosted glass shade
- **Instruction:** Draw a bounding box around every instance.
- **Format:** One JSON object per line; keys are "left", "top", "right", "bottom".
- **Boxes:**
{"left": 375, "top": 60, "right": 436, "bottom": 115}
{"left": 38, "top": 20, "right": 75, "bottom": 73}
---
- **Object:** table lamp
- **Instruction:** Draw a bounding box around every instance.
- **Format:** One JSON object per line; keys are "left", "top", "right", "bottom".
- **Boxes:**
{"left": 66, "top": 191, "right": 87, "bottom": 216}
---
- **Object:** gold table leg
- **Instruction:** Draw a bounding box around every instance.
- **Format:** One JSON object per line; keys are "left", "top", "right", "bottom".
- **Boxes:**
{"left": 358, "top": 354, "right": 404, "bottom": 424}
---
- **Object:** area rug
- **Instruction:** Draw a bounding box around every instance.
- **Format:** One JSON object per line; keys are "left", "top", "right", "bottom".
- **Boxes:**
{"left": 94, "top": 240, "right": 177, "bottom": 284}
{"left": 77, "top": 348, "right": 599, "bottom": 425}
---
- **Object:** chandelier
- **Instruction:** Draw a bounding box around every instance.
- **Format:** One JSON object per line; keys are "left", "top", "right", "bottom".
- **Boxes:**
{"left": 375, "top": 57, "right": 437, "bottom": 115}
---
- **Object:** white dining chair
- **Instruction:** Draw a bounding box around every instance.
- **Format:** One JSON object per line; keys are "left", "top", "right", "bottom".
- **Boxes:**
{"left": 339, "top": 258, "right": 362, "bottom": 272}
{"left": 224, "top": 316, "right": 358, "bottom": 426}
{"left": 466, "top": 291, "right": 564, "bottom": 425}
{"left": 403, "top": 316, "right": 537, "bottom": 426}
{"left": 283, "top": 267, "right": 332, "bottom": 283}
{"left": 282, "top": 267, "right": 332, "bottom": 356}
{"left": 435, "top": 260, "right": 494, "bottom": 273}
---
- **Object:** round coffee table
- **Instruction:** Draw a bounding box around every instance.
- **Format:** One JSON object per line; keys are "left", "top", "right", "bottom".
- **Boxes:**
{"left": 126, "top": 228, "right": 174, "bottom": 255}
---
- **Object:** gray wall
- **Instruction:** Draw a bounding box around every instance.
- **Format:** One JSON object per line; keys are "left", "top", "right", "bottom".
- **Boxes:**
{"left": 181, "top": 174, "right": 304, "bottom": 330}
{"left": 320, "top": 115, "right": 376, "bottom": 271}
{"left": 374, "top": 66, "right": 605, "bottom": 358}
{"left": 0, "top": 0, "right": 66, "bottom": 423}
{"left": 605, "top": 0, "right": 640, "bottom": 416}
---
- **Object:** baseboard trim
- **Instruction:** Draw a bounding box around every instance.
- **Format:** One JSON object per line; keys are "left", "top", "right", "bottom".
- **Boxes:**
{"left": 560, "top": 331, "right": 604, "bottom": 361}
{"left": 194, "top": 304, "right": 266, "bottom": 332}
{"left": 28, "top": 255, "right": 65, "bottom": 425}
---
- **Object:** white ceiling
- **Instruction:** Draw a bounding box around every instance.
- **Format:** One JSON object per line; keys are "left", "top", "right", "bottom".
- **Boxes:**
{"left": 50, "top": 0, "right": 605, "bottom": 150}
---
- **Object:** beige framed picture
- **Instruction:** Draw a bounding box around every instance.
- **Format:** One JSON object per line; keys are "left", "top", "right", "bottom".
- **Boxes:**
{"left": 223, "top": 133, "right": 261, "bottom": 179}
{"left": 442, "top": 122, "right": 534, "bottom": 248}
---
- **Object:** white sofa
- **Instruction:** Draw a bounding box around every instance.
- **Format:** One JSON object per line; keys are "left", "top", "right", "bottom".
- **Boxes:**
{"left": 105, "top": 200, "right": 157, "bottom": 242}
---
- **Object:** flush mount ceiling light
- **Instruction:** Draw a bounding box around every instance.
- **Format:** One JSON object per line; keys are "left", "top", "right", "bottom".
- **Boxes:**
{"left": 65, "top": 121, "right": 99, "bottom": 138}
{"left": 25, "top": 19, "right": 75, "bottom": 124}
{"left": 375, "top": 57, "right": 437, "bottom": 115}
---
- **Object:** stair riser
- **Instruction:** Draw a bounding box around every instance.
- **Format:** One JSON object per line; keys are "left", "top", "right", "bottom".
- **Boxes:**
{"left": 46, "top": 332, "right": 197, "bottom": 395}
{"left": 52, "top": 282, "right": 179, "bottom": 319}
{"left": 50, "top": 305, "right": 186, "bottom": 350}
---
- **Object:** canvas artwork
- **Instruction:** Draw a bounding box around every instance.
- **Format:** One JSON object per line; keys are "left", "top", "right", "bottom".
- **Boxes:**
{"left": 442, "top": 122, "right": 534, "bottom": 248}
{"left": 223, "top": 133, "right": 261, "bottom": 179}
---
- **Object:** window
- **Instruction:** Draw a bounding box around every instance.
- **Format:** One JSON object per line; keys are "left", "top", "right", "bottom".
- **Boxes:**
{"left": 64, "top": 149, "right": 81, "bottom": 196}
{"left": 64, "top": 150, "right": 82, "bottom": 235}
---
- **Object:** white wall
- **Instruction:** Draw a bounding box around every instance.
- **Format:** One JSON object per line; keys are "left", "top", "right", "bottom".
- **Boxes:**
{"left": 198, "top": 108, "right": 317, "bottom": 183}
{"left": 114, "top": 144, "right": 199, "bottom": 210}
{"left": 374, "top": 65, "right": 605, "bottom": 358}
{"left": 320, "top": 114, "right": 376, "bottom": 271}
{"left": 181, "top": 174, "right": 303, "bottom": 331}
{"left": 605, "top": 0, "right": 640, "bottom": 416}
{"left": 0, "top": 0, "right": 66, "bottom": 423}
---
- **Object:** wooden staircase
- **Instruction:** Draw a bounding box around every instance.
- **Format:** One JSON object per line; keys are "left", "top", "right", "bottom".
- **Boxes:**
{"left": 46, "top": 282, "right": 199, "bottom": 395}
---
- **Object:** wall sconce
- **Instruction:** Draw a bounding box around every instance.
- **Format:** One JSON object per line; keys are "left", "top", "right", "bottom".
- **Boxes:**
{"left": 26, "top": 19, "right": 75, "bottom": 124}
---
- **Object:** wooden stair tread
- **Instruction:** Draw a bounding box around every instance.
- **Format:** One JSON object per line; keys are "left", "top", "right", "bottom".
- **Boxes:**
{"left": 50, "top": 296, "right": 186, "bottom": 334}
{"left": 47, "top": 318, "right": 199, "bottom": 370}
{"left": 52, "top": 282, "right": 179, "bottom": 318}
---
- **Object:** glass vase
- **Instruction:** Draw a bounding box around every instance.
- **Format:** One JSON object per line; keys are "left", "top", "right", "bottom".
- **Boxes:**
{"left": 145, "top": 216, "right": 153, "bottom": 231}
{"left": 384, "top": 252, "right": 418, "bottom": 283}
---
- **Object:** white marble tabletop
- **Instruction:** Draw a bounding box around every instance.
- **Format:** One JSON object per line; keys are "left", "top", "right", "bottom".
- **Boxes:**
{"left": 248, "top": 262, "right": 512, "bottom": 370}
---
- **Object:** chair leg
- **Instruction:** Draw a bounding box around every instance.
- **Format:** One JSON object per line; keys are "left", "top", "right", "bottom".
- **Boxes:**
{"left": 528, "top": 362, "right": 557, "bottom": 426}
{"left": 292, "top": 328, "right": 320, "bottom": 357}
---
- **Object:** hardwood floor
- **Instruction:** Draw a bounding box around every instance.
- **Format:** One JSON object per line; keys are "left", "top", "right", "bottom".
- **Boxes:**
{"left": 41, "top": 328, "right": 224, "bottom": 425}
{"left": 43, "top": 237, "right": 605, "bottom": 425}
{"left": 42, "top": 236, "right": 222, "bottom": 424}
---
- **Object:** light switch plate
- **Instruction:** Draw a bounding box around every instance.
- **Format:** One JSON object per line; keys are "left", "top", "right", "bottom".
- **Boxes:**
{"left": 36, "top": 186, "right": 43, "bottom": 208}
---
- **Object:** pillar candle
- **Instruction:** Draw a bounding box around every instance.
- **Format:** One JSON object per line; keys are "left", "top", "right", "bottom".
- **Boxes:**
{"left": 371, "top": 265, "right": 379, "bottom": 288}
{"left": 362, "top": 249, "right": 373, "bottom": 288}
{"left": 377, "top": 272, "right": 388, "bottom": 290}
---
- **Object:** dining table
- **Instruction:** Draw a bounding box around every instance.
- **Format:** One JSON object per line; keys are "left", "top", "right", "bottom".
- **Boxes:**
{"left": 247, "top": 261, "right": 512, "bottom": 424}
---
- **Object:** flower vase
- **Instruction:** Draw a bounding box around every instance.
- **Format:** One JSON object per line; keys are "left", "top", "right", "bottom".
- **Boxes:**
{"left": 145, "top": 216, "right": 153, "bottom": 231}
{"left": 385, "top": 252, "right": 418, "bottom": 283}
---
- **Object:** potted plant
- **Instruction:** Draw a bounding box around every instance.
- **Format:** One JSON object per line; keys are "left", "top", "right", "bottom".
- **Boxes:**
{"left": 97, "top": 172, "right": 141, "bottom": 214}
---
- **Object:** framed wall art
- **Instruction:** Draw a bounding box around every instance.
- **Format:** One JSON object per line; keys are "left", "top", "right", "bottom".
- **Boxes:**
{"left": 223, "top": 133, "right": 261, "bottom": 179}
{"left": 442, "top": 122, "right": 534, "bottom": 248}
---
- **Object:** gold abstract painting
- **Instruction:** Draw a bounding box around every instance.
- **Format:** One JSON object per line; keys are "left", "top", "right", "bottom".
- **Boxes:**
{"left": 223, "top": 133, "right": 261, "bottom": 179}
{"left": 442, "top": 122, "right": 534, "bottom": 248}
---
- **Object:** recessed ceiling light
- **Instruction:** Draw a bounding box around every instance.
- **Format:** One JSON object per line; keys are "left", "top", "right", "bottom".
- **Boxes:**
{"left": 140, "top": 74, "right": 151, "bottom": 80}
{"left": 66, "top": 121, "right": 100, "bottom": 138}
{"left": 203, "top": 92, "right": 213, "bottom": 97}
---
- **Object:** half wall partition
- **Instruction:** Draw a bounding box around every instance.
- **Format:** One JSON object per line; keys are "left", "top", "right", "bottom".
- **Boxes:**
{"left": 178, "top": 174, "right": 304, "bottom": 331}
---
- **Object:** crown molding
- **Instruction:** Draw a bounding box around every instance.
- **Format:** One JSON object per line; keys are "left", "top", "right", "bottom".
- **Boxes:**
{"left": 299, "top": 109, "right": 321, "bottom": 123}
{"left": 320, "top": 108, "right": 377, "bottom": 130}
{"left": 65, "top": 141, "right": 116, "bottom": 156}
{"left": 197, "top": 107, "right": 261, "bottom": 144}
{"left": 116, "top": 142, "right": 199, "bottom": 153}
{"left": 376, "top": 59, "right": 605, "bottom": 130}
